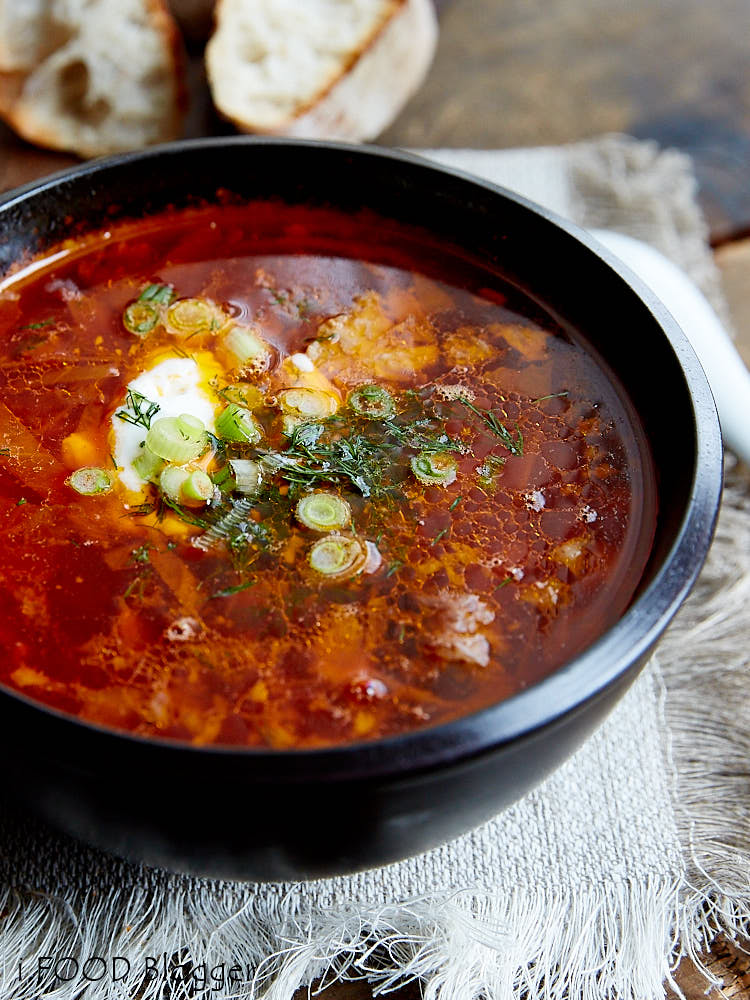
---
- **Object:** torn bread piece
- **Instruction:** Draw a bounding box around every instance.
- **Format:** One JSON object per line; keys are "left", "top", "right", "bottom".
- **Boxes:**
{"left": 206, "top": 0, "right": 438, "bottom": 141}
{"left": 0, "top": 0, "right": 185, "bottom": 157}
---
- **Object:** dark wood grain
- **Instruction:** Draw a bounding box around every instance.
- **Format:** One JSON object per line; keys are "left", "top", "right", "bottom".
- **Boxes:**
{"left": 383, "top": 0, "right": 750, "bottom": 244}
{"left": 1, "top": 3, "right": 748, "bottom": 996}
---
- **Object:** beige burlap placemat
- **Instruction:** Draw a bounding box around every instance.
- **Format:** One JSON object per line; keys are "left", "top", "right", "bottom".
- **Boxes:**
{"left": 1, "top": 135, "right": 749, "bottom": 1000}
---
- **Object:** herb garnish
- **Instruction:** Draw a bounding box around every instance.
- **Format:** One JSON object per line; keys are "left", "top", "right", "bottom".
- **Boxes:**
{"left": 138, "top": 283, "right": 175, "bottom": 305}
{"left": 116, "top": 389, "right": 161, "bottom": 430}
{"left": 18, "top": 318, "right": 55, "bottom": 331}
{"left": 431, "top": 527, "right": 450, "bottom": 546}
{"left": 124, "top": 543, "right": 153, "bottom": 599}
{"left": 494, "top": 575, "right": 513, "bottom": 590}
{"left": 386, "top": 561, "right": 404, "bottom": 577}
{"left": 458, "top": 398, "right": 523, "bottom": 456}
{"left": 210, "top": 579, "right": 256, "bottom": 599}
{"left": 449, "top": 496, "right": 463, "bottom": 511}
{"left": 532, "top": 391, "right": 569, "bottom": 404}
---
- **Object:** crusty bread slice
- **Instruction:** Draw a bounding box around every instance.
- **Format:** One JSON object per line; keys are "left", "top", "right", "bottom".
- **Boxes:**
{"left": 0, "top": 0, "right": 185, "bottom": 157}
{"left": 205, "top": 0, "right": 437, "bottom": 141}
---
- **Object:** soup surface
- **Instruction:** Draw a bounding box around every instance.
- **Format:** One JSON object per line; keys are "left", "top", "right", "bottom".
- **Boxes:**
{"left": 0, "top": 202, "right": 656, "bottom": 748}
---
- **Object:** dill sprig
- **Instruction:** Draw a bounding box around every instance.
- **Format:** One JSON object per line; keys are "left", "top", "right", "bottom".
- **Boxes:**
{"left": 262, "top": 409, "right": 464, "bottom": 500}
{"left": 531, "top": 391, "right": 569, "bottom": 404}
{"left": 116, "top": 389, "right": 161, "bottom": 430}
{"left": 458, "top": 397, "right": 523, "bottom": 456}
{"left": 210, "top": 579, "right": 256, "bottom": 599}
{"left": 382, "top": 418, "right": 463, "bottom": 454}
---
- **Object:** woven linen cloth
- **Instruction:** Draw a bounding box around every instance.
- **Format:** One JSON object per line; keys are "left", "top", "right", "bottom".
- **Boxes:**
{"left": 2, "top": 135, "right": 749, "bottom": 1000}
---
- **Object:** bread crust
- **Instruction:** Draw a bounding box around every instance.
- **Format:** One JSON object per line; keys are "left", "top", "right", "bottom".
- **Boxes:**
{"left": 207, "top": 0, "right": 437, "bottom": 141}
{"left": 0, "top": 0, "right": 186, "bottom": 158}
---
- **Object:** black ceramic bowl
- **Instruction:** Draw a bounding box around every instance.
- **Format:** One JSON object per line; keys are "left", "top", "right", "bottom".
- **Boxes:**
{"left": 0, "top": 139, "right": 722, "bottom": 880}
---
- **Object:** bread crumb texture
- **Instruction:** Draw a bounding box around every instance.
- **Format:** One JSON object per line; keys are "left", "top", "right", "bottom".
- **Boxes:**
{"left": 0, "top": 0, "right": 185, "bottom": 156}
{"left": 206, "top": 0, "right": 438, "bottom": 140}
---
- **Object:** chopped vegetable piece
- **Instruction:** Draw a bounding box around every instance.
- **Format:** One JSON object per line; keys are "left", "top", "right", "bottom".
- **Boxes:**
{"left": 279, "top": 388, "right": 338, "bottom": 422}
{"left": 309, "top": 534, "right": 368, "bottom": 580}
{"left": 160, "top": 465, "right": 189, "bottom": 502}
{"left": 215, "top": 382, "right": 265, "bottom": 410}
{"left": 123, "top": 301, "right": 160, "bottom": 336}
{"left": 228, "top": 458, "right": 262, "bottom": 495}
{"left": 224, "top": 325, "right": 274, "bottom": 372}
{"left": 67, "top": 467, "right": 113, "bottom": 495}
{"left": 132, "top": 445, "right": 165, "bottom": 483}
{"left": 183, "top": 469, "right": 214, "bottom": 503}
{"left": 160, "top": 465, "right": 213, "bottom": 507}
{"left": 411, "top": 451, "right": 458, "bottom": 487}
{"left": 296, "top": 492, "right": 352, "bottom": 532}
{"left": 166, "top": 298, "right": 227, "bottom": 337}
{"left": 216, "top": 403, "right": 263, "bottom": 444}
{"left": 138, "top": 283, "right": 175, "bottom": 305}
{"left": 349, "top": 384, "right": 395, "bottom": 419}
{"left": 146, "top": 414, "right": 207, "bottom": 463}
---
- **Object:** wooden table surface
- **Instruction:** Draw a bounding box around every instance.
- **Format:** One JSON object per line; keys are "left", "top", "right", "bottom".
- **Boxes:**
{"left": 1, "top": 0, "right": 749, "bottom": 996}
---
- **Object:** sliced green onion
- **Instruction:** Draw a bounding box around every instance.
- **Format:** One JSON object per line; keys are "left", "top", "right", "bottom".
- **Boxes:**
{"left": 166, "top": 298, "right": 227, "bottom": 337}
{"left": 349, "top": 384, "right": 395, "bottom": 419}
{"left": 132, "top": 444, "right": 165, "bottom": 482}
{"left": 296, "top": 492, "right": 352, "bottom": 532}
{"left": 67, "top": 467, "right": 112, "bottom": 495}
{"left": 123, "top": 301, "right": 160, "bottom": 336}
{"left": 146, "top": 414, "right": 207, "bottom": 463}
{"left": 228, "top": 458, "right": 262, "bottom": 495}
{"left": 160, "top": 465, "right": 213, "bottom": 507}
{"left": 279, "top": 388, "right": 338, "bottom": 421}
{"left": 216, "top": 403, "right": 263, "bottom": 444}
{"left": 182, "top": 469, "right": 213, "bottom": 503}
{"left": 138, "top": 283, "right": 174, "bottom": 305}
{"left": 309, "top": 534, "right": 368, "bottom": 580}
{"left": 159, "top": 465, "right": 189, "bottom": 502}
{"left": 411, "top": 451, "right": 458, "bottom": 487}
{"left": 224, "top": 325, "right": 274, "bottom": 373}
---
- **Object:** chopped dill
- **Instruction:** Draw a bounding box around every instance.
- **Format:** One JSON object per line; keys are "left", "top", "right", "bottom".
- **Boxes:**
{"left": 18, "top": 317, "right": 55, "bottom": 331}
{"left": 382, "top": 418, "right": 463, "bottom": 454}
{"left": 458, "top": 397, "right": 524, "bottom": 456}
{"left": 386, "top": 560, "right": 404, "bottom": 577}
{"left": 16, "top": 497, "right": 27, "bottom": 506}
{"left": 532, "top": 391, "right": 569, "bottom": 404}
{"left": 116, "top": 389, "right": 161, "bottom": 430}
{"left": 159, "top": 495, "right": 211, "bottom": 528}
{"left": 494, "top": 575, "right": 513, "bottom": 591}
{"left": 449, "top": 495, "right": 463, "bottom": 511}
{"left": 130, "top": 544, "right": 151, "bottom": 564}
{"left": 431, "top": 527, "right": 449, "bottom": 546}
{"left": 138, "top": 282, "right": 174, "bottom": 305}
{"left": 210, "top": 579, "right": 256, "bottom": 599}
{"left": 125, "top": 501, "right": 157, "bottom": 518}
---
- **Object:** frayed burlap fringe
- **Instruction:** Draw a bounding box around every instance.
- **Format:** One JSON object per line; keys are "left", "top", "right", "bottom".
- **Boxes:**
{"left": 1, "top": 462, "right": 749, "bottom": 1000}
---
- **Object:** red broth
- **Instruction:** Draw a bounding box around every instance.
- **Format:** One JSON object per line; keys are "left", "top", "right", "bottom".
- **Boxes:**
{"left": 0, "top": 202, "right": 656, "bottom": 748}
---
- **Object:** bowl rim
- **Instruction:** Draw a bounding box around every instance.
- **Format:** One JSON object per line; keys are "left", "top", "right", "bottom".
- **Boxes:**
{"left": 0, "top": 136, "right": 724, "bottom": 779}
